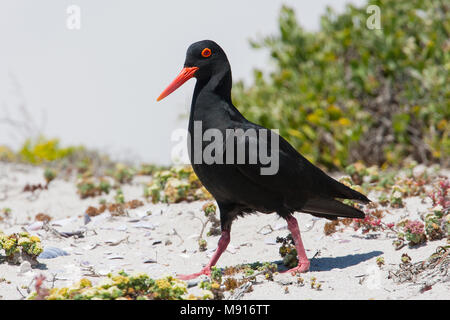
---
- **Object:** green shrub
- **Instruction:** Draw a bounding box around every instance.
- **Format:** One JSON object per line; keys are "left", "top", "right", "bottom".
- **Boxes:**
{"left": 19, "top": 136, "right": 81, "bottom": 164}
{"left": 232, "top": 1, "right": 449, "bottom": 169}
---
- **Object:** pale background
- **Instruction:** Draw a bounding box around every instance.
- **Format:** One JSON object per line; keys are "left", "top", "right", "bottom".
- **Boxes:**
{"left": 0, "top": 0, "right": 365, "bottom": 164}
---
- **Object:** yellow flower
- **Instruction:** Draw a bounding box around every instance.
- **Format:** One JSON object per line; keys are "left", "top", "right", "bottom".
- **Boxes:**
{"left": 155, "top": 279, "right": 171, "bottom": 290}
{"left": 306, "top": 113, "right": 321, "bottom": 125}
{"left": 211, "top": 282, "right": 220, "bottom": 290}
{"left": 78, "top": 278, "right": 92, "bottom": 288}
{"left": 30, "top": 236, "right": 41, "bottom": 243}
{"left": 111, "top": 275, "right": 129, "bottom": 286}
{"left": 437, "top": 119, "right": 447, "bottom": 131}
{"left": 338, "top": 117, "right": 351, "bottom": 126}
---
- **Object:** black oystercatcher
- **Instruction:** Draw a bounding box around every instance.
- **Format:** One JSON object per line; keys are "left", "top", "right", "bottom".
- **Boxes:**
{"left": 157, "top": 40, "right": 370, "bottom": 280}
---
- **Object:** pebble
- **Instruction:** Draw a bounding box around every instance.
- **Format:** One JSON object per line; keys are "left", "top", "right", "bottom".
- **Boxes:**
{"left": 90, "top": 213, "right": 111, "bottom": 225}
{"left": 264, "top": 238, "right": 277, "bottom": 245}
{"left": 143, "top": 258, "right": 157, "bottom": 264}
{"left": 274, "top": 222, "right": 287, "bottom": 230}
{"left": 133, "top": 221, "right": 156, "bottom": 230}
{"left": 83, "top": 244, "right": 99, "bottom": 250}
{"left": 84, "top": 213, "right": 91, "bottom": 225}
{"left": 19, "top": 261, "right": 32, "bottom": 274}
{"left": 278, "top": 279, "right": 294, "bottom": 286}
{"left": 108, "top": 255, "right": 124, "bottom": 260}
{"left": 187, "top": 280, "right": 200, "bottom": 288}
{"left": 80, "top": 261, "right": 92, "bottom": 267}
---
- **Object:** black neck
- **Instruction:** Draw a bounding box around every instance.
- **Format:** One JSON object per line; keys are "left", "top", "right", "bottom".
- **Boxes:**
{"left": 189, "top": 65, "right": 247, "bottom": 133}
{"left": 192, "top": 67, "right": 232, "bottom": 107}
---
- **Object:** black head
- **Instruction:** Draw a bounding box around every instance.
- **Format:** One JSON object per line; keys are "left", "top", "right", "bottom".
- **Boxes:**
{"left": 184, "top": 40, "right": 230, "bottom": 81}
{"left": 157, "top": 40, "right": 230, "bottom": 101}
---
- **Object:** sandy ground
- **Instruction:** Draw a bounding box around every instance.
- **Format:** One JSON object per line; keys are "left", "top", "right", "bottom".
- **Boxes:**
{"left": 0, "top": 162, "right": 448, "bottom": 300}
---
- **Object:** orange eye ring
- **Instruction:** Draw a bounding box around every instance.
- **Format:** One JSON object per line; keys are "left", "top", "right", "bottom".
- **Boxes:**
{"left": 201, "top": 48, "right": 212, "bottom": 58}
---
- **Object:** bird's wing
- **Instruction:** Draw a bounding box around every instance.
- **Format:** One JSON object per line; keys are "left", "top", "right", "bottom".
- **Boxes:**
{"left": 223, "top": 122, "right": 369, "bottom": 203}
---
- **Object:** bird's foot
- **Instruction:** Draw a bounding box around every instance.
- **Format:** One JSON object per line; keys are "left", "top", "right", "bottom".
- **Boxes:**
{"left": 177, "top": 267, "right": 211, "bottom": 280}
{"left": 282, "top": 260, "right": 310, "bottom": 275}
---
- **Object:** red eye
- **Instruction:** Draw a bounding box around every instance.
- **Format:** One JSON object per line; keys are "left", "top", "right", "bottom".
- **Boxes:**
{"left": 201, "top": 48, "right": 212, "bottom": 58}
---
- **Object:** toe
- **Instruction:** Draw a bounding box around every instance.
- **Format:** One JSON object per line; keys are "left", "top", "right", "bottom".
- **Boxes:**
{"left": 283, "top": 260, "right": 310, "bottom": 275}
{"left": 177, "top": 267, "right": 211, "bottom": 280}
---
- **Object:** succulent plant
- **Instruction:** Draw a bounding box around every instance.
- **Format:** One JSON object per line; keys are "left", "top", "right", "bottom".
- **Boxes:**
{"left": 29, "top": 271, "right": 194, "bottom": 300}
{"left": 0, "top": 232, "right": 43, "bottom": 265}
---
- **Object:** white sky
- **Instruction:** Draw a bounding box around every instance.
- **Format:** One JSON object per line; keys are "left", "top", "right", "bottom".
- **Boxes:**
{"left": 0, "top": 0, "right": 365, "bottom": 164}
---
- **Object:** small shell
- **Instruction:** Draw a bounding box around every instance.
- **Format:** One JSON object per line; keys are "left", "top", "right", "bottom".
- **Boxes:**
{"left": 108, "top": 255, "right": 124, "bottom": 260}
{"left": 133, "top": 222, "right": 156, "bottom": 230}
{"left": 39, "top": 247, "right": 69, "bottom": 259}
{"left": 51, "top": 217, "right": 77, "bottom": 227}
{"left": 26, "top": 221, "right": 43, "bottom": 231}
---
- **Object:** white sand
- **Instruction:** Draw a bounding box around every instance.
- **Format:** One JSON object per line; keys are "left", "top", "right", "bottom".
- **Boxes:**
{"left": 0, "top": 162, "right": 448, "bottom": 300}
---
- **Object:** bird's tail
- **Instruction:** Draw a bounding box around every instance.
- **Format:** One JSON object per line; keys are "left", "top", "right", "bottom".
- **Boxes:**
{"left": 329, "top": 179, "right": 371, "bottom": 203}
{"left": 302, "top": 198, "right": 365, "bottom": 219}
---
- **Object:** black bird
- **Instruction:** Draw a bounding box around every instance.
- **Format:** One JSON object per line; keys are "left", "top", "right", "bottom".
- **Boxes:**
{"left": 157, "top": 40, "right": 370, "bottom": 280}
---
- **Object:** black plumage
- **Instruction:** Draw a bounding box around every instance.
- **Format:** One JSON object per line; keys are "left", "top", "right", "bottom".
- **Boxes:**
{"left": 157, "top": 40, "right": 370, "bottom": 279}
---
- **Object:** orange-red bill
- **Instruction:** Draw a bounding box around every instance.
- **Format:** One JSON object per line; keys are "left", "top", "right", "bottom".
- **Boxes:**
{"left": 157, "top": 67, "right": 199, "bottom": 101}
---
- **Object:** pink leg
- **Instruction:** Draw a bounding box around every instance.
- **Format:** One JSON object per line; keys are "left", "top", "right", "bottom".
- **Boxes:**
{"left": 177, "top": 230, "right": 230, "bottom": 280}
{"left": 282, "top": 215, "right": 310, "bottom": 275}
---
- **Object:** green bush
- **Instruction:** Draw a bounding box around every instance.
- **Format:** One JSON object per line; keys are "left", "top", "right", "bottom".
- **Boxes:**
{"left": 232, "top": 1, "right": 449, "bottom": 169}
{"left": 18, "top": 136, "right": 82, "bottom": 164}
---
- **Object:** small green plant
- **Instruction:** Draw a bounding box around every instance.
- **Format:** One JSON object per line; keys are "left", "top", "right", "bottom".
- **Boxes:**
{"left": 424, "top": 210, "right": 445, "bottom": 241}
{"left": 390, "top": 186, "right": 405, "bottom": 208}
{"left": 0, "top": 145, "right": 16, "bottom": 161}
{"left": 310, "top": 277, "right": 322, "bottom": 290}
{"left": 401, "top": 253, "right": 412, "bottom": 265}
{"left": 144, "top": 166, "right": 212, "bottom": 204}
{"left": 110, "top": 163, "right": 135, "bottom": 184}
{"left": 202, "top": 202, "right": 221, "bottom": 236}
{"left": 198, "top": 239, "right": 207, "bottom": 252}
{"left": 1, "top": 208, "right": 12, "bottom": 216}
{"left": 345, "top": 162, "right": 368, "bottom": 185}
{"left": 99, "top": 179, "right": 111, "bottom": 194}
{"left": 376, "top": 257, "right": 385, "bottom": 268}
{"left": 276, "top": 234, "right": 298, "bottom": 268}
{"left": 404, "top": 220, "right": 426, "bottom": 246}
{"left": 76, "top": 178, "right": 111, "bottom": 199}
{"left": 0, "top": 232, "right": 43, "bottom": 265}
{"left": 114, "top": 189, "right": 125, "bottom": 204}
{"left": 210, "top": 266, "right": 222, "bottom": 284}
{"left": 43, "top": 168, "right": 56, "bottom": 186}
